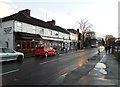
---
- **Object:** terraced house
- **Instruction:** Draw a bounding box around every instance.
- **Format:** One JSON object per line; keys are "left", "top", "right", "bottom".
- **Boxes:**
{"left": 1, "top": 9, "right": 71, "bottom": 54}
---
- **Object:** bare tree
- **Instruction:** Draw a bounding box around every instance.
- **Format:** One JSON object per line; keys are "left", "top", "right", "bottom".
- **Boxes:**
{"left": 78, "top": 19, "right": 92, "bottom": 47}
{"left": 105, "top": 35, "right": 116, "bottom": 45}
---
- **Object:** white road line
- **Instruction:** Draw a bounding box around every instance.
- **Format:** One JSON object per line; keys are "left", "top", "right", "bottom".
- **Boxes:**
{"left": 99, "top": 54, "right": 106, "bottom": 63}
{"left": 40, "top": 59, "right": 57, "bottom": 65}
{"left": 0, "top": 69, "right": 19, "bottom": 76}
{"left": 72, "top": 67, "right": 78, "bottom": 71}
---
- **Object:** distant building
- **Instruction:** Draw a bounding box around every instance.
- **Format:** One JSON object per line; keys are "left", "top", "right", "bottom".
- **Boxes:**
{"left": 86, "top": 30, "right": 97, "bottom": 48}
{"left": 67, "top": 29, "right": 78, "bottom": 50}
{"left": 1, "top": 9, "right": 70, "bottom": 53}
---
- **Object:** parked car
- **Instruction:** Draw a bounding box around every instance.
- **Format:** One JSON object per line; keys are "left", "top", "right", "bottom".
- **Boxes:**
{"left": 34, "top": 46, "right": 57, "bottom": 57}
{"left": 0, "top": 47, "right": 24, "bottom": 62}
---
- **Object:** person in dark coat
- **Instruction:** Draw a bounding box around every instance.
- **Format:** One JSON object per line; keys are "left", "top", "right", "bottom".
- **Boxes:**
{"left": 108, "top": 45, "right": 111, "bottom": 54}
{"left": 105, "top": 44, "right": 108, "bottom": 54}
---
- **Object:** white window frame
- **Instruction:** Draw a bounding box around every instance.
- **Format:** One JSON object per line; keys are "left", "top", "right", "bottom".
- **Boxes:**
{"left": 40, "top": 28, "right": 44, "bottom": 35}
{"left": 32, "top": 26, "right": 36, "bottom": 34}
{"left": 16, "top": 22, "right": 22, "bottom": 32}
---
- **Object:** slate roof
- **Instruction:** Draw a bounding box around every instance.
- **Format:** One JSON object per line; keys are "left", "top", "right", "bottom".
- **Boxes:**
{"left": 67, "top": 29, "right": 77, "bottom": 34}
{"left": 2, "top": 9, "right": 69, "bottom": 34}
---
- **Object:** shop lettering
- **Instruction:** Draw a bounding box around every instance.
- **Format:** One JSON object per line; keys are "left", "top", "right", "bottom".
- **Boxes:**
{"left": 4, "top": 27, "right": 12, "bottom": 34}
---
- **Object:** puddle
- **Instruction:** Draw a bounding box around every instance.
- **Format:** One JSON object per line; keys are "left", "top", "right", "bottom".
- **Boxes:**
{"left": 89, "top": 62, "right": 107, "bottom": 76}
{"left": 79, "top": 59, "right": 88, "bottom": 67}
{"left": 95, "top": 63, "right": 106, "bottom": 69}
{"left": 99, "top": 69, "right": 107, "bottom": 75}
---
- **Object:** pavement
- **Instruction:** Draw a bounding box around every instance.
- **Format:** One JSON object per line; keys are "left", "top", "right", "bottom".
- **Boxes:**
{"left": 60, "top": 52, "right": 120, "bottom": 86}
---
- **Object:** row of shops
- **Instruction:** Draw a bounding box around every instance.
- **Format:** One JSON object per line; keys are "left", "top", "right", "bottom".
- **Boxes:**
{"left": 14, "top": 32, "right": 73, "bottom": 53}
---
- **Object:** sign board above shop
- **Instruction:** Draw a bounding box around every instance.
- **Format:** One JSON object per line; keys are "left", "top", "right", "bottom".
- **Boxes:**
{"left": 14, "top": 32, "right": 42, "bottom": 40}
{"left": 4, "top": 27, "right": 12, "bottom": 34}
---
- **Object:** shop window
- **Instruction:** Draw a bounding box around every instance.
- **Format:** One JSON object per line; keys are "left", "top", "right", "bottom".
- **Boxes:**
{"left": 27, "top": 42, "right": 30, "bottom": 49}
{"left": 22, "top": 41, "right": 26, "bottom": 49}
{"left": 44, "top": 43, "right": 47, "bottom": 46}
{"left": 31, "top": 42, "right": 34, "bottom": 48}
{"left": 50, "top": 31, "right": 52, "bottom": 36}
{"left": 17, "top": 41, "right": 21, "bottom": 49}
{"left": 39, "top": 29, "right": 44, "bottom": 35}
{"left": 35, "top": 42, "right": 38, "bottom": 47}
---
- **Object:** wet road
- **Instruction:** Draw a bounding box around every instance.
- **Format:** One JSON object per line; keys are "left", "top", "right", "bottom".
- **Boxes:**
{"left": 1, "top": 48, "right": 98, "bottom": 85}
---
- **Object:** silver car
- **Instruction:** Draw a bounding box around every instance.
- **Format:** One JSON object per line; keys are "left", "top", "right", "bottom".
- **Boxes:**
{"left": 0, "top": 47, "right": 24, "bottom": 62}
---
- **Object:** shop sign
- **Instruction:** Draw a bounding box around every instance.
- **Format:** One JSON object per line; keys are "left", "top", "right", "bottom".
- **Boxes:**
{"left": 4, "top": 27, "right": 12, "bottom": 34}
{"left": 63, "top": 40, "right": 71, "bottom": 42}
{"left": 15, "top": 32, "right": 41, "bottom": 38}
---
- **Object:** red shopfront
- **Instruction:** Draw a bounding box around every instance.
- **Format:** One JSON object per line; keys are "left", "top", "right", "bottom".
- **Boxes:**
{"left": 14, "top": 32, "right": 42, "bottom": 53}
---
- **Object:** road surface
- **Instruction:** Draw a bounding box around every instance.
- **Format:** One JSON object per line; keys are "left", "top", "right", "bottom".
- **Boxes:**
{"left": 1, "top": 48, "right": 99, "bottom": 86}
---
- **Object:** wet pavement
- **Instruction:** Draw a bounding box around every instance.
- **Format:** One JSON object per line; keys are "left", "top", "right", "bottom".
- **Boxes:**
{"left": 60, "top": 52, "right": 120, "bottom": 86}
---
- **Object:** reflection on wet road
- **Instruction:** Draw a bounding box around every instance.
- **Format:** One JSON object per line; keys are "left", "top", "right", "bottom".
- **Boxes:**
{"left": 2, "top": 48, "right": 100, "bottom": 85}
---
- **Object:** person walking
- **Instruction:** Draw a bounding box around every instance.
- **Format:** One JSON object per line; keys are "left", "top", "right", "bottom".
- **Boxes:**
{"left": 98, "top": 46, "right": 100, "bottom": 55}
{"left": 105, "top": 44, "right": 108, "bottom": 54}
{"left": 108, "top": 45, "right": 111, "bottom": 54}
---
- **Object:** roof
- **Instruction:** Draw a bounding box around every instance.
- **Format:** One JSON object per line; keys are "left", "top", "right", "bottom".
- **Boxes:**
{"left": 67, "top": 29, "right": 77, "bottom": 34}
{"left": 2, "top": 9, "right": 69, "bottom": 34}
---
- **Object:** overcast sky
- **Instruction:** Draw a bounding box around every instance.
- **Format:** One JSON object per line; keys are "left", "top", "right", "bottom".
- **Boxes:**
{"left": 0, "top": 0, "right": 119, "bottom": 38}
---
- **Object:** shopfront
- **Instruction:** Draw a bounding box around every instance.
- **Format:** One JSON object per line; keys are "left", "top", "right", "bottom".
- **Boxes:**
{"left": 63, "top": 39, "right": 71, "bottom": 51}
{"left": 41, "top": 36, "right": 63, "bottom": 50}
{"left": 14, "top": 32, "right": 42, "bottom": 53}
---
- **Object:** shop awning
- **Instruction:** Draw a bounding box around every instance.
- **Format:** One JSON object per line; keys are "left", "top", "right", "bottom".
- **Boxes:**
{"left": 14, "top": 32, "right": 42, "bottom": 40}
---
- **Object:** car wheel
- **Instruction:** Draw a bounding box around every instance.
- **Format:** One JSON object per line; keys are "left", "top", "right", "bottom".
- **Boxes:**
{"left": 54, "top": 52, "right": 57, "bottom": 56}
{"left": 17, "top": 55, "right": 23, "bottom": 62}
{"left": 44, "top": 52, "right": 48, "bottom": 57}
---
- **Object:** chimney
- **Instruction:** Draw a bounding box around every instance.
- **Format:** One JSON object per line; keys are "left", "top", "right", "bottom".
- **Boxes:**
{"left": 77, "top": 28, "right": 79, "bottom": 33}
{"left": 19, "top": 9, "right": 31, "bottom": 17}
{"left": 47, "top": 19, "right": 55, "bottom": 26}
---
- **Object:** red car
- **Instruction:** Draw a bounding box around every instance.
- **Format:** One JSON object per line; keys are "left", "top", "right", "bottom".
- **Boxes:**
{"left": 34, "top": 46, "right": 57, "bottom": 57}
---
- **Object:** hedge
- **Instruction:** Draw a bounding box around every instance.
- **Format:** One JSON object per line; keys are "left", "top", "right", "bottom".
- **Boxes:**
{"left": 114, "top": 51, "right": 120, "bottom": 61}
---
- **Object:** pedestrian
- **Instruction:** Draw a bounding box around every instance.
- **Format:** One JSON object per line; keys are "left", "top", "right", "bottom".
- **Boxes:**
{"left": 98, "top": 46, "right": 100, "bottom": 55}
{"left": 75, "top": 45, "right": 78, "bottom": 51}
{"left": 111, "top": 45, "right": 115, "bottom": 54}
{"left": 108, "top": 45, "right": 111, "bottom": 54}
{"left": 105, "top": 44, "right": 108, "bottom": 54}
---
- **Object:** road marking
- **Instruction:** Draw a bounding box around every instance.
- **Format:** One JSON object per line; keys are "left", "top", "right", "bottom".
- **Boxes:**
{"left": 40, "top": 59, "right": 57, "bottom": 65}
{"left": 72, "top": 67, "right": 78, "bottom": 71}
{"left": 0, "top": 69, "right": 19, "bottom": 76}
{"left": 99, "top": 54, "right": 106, "bottom": 63}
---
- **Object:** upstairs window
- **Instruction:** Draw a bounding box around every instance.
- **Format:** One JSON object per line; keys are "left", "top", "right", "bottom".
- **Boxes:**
{"left": 16, "top": 22, "right": 22, "bottom": 32}
{"left": 39, "top": 28, "right": 44, "bottom": 35}
{"left": 32, "top": 26, "right": 36, "bottom": 34}
{"left": 50, "top": 31, "right": 52, "bottom": 36}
